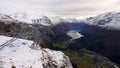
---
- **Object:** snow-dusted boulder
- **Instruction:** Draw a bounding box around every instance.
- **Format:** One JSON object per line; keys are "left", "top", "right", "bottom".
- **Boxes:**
{"left": 0, "top": 35, "right": 72, "bottom": 68}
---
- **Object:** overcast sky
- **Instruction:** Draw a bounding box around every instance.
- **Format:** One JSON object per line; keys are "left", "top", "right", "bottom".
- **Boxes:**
{"left": 0, "top": 0, "right": 120, "bottom": 18}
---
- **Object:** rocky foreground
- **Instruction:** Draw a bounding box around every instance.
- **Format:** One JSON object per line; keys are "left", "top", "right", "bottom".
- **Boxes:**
{"left": 0, "top": 35, "right": 73, "bottom": 68}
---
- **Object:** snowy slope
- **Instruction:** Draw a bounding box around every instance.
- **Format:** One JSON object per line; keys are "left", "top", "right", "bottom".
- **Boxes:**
{"left": 0, "top": 35, "right": 72, "bottom": 68}
{"left": 0, "top": 13, "right": 18, "bottom": 23}
{"left": 10, "top": 12, "right": 29, "bottom": 23}
{"left": 86, "top": 12, "right": 120, "bottom": 29}
{"left": 10, "top": 12, "right": 42, "bottom": 23}
{"left": 10, "top": 12, "right": 53, "bottom": 26}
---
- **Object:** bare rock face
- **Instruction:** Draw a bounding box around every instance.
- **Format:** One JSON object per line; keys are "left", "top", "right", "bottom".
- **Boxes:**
{"left": 0, "top": 18, "right": 54, "bottom": 48}
{"left": 41, "top": 49, "right": 73, "bottom": 68}
{"left": 0, "top": 35, "right": 73, "bottom": 68}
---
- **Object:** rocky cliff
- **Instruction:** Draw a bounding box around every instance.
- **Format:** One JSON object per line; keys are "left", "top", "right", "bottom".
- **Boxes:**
{"left": 0, "top": 35, "right": 73, "bottom": 68}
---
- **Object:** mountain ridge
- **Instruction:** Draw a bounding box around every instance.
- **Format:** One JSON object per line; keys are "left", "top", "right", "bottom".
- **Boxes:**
{"left": 86, "top": 12, "right": 120, "bottom": 29}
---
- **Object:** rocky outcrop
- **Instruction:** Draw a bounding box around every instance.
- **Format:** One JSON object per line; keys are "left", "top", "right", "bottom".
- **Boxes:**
{"left": 41, "top": 49, "right": 72, "bottom": 68}
{"left": 0, "top": 35, "right": 73, "bottom": 68}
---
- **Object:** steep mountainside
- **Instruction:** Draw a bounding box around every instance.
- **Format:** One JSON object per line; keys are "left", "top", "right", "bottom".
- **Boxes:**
{"left": 0, "top": 18, "right": 54, "bottom": 48}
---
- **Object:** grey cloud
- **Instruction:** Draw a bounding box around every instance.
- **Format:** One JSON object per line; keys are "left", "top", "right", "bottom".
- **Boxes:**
{"left": 0, "top": 0, "right": 120, "bottom": 18}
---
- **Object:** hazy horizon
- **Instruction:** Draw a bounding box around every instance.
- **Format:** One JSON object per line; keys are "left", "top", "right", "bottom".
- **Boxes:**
{"left": 0, "top": 0, "right": 120, "bottom": 19}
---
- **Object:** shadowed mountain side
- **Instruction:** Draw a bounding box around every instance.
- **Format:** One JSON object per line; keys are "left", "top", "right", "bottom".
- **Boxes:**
{"left": 0, "top": 20, "right": 54, "bottom": 48}
{"left": 51, "top": 22, "right": 120, "bottom": 65}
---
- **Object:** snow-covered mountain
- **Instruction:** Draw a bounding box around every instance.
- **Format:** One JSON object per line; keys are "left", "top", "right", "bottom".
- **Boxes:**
{"left": 0, "top": 13, "right": 12, "bottom": 19}
{"left": 0, "top": 13, "right": 18, "bottom": 23}
{"left": 86, "top": 12, "right": 120, "bottom": 29}
{"left": 10, "top": 12, "right": 29, "bottom": 22}
{"left": 0, "top": 35, "right": 73, "bottom": 68}
{"left": 9, "top": 12, "right": 68, "bottom": 26}
{"left": 9, "top": 12, "right": 77, "bottom": 26}
{"left": 0, "top": 12, "right": 82, "bottom": 26}
{"left": 9, "top": 12, "right": 53, "bottom": 26}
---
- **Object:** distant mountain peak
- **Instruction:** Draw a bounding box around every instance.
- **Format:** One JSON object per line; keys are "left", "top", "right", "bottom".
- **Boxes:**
{"left": 86, "top": 12, "right": 120, "bottom": 29}
{"left": 0, "top": 13, "right": 12, "bottom": 19}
